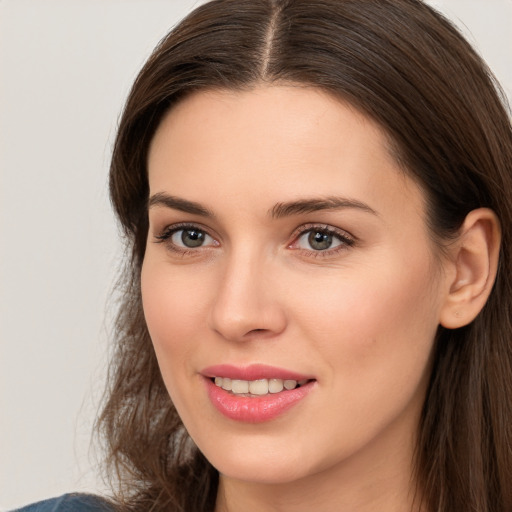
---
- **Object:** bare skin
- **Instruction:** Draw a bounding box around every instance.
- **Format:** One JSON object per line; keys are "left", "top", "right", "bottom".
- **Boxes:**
{"left": 142, "top": 85, "right": 499, "bottom": 512}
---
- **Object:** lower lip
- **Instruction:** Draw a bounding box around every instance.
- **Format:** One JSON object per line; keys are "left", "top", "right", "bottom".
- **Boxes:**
{"left": 204, "top": 378, "right": 315, "bottom": 423}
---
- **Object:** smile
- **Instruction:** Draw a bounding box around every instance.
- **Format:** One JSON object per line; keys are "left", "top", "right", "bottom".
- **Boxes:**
{"left": 213, "top": 377, "right": 310, "bottom": 396}
{"left": 202, "top": 365, "right": 316, "bottom": 423}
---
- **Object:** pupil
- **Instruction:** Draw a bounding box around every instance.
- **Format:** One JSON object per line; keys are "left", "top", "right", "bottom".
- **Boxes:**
{"left": 308, "top": 231, "right": 332, "bottom": 250}
{"left": 182, "top": 229, "right": 205, "bottom": 248}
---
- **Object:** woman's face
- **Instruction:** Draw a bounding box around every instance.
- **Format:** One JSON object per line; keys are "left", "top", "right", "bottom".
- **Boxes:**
{"left": 142, "top": 85, "right": 451, "bottom": 488}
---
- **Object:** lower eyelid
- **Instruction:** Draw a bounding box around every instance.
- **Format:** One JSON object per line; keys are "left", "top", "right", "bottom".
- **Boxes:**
{"left": 154, "top": 225, "right": 221, "bottom": 254}
{"left": 153, "top": 223, "right": 354, "bottom": 255}
{"left": 170, "top": 230, "right": 213, "bottom": 245}
{"left": 292, "top": 226, "right": 355, "bottom": 246}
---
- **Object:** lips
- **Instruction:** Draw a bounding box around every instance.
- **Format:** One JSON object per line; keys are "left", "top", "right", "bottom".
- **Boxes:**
{"left": 213, "top": 376, "right": 309, "bottom": 395}
{"left": 201, "top": 364, "right": 316, "bottom": 423}
{"left": 201, "top": 363, "right": 314, "bottom": 381}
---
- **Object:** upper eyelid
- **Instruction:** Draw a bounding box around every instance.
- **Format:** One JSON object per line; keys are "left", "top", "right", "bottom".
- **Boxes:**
{"left": 153, "top": 221, "right": 356, "bottom": 248}
{"left": 291, "top": 223, "right": 356, "bottom": 241}
{"left": 153, "top": 224, "right": 218, "bottom": 253}
{"left": 154, "top": 222, "right": 216, "bottom": 238}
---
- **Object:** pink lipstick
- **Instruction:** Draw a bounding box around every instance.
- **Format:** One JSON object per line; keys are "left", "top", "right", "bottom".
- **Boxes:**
{"left": 202, "top": 364, "right": 316, "bottom": 423}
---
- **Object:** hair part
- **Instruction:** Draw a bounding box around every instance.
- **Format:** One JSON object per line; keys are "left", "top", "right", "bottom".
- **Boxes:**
{"left": 99, "top": 1, "right": 512, "bottom": 510}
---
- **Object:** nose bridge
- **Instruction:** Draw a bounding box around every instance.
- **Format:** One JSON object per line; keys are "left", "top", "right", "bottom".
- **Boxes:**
{"left": 208, "top": 242, "right": 286, "bottom": 341}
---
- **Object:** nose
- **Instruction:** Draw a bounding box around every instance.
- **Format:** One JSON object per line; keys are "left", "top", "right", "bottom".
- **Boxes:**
{"left": 208, "top": 249, "right": 287, "bottom": 342}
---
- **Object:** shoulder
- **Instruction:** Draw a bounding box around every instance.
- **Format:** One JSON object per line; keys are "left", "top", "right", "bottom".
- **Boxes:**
{"left": 12, "top": 494, "right": 115, "bottom": 512}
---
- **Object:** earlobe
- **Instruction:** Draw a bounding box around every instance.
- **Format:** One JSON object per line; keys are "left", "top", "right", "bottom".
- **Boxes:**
{"left": 439, "top": 208, "right": 501, "bottom": 329}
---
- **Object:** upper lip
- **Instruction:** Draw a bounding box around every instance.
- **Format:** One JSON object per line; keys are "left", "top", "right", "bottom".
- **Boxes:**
{"left": 201, "top": 364, "right": 314, "bottom": 381}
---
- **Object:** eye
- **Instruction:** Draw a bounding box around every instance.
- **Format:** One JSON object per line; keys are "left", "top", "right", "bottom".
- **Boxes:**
{"left": 171, "top": 228, "right": 213, "bottom": 248}
{"left": 299, "top": 230, "right": 341, "bottom": 251}
{"left": 154, "top": 224, "right": 217, "bottom": 251}
{"left": 291, "top": 225, "right": 355, "bottom": 254}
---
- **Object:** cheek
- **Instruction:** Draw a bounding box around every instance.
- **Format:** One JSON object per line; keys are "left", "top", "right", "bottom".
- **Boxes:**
{"left": 288, "top": 261, "right": 440, "bottom": 455}
{"left": 140, "top": 261, "right": 207, "bottom": 376}
{"left": 292, "top": 254, "right": 441, "bottom": 380}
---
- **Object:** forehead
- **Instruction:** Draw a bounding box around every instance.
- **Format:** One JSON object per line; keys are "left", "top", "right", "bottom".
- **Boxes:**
{"left": 149, "top": 85, "right": 393, "bottom": 168}
{"left": 147, "top": 85, "right": 425, "bottom": 224}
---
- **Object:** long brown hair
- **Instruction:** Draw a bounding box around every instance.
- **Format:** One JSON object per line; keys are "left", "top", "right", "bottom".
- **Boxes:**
{"left": 98, "top": 1, "right": 512, "bottom": 510}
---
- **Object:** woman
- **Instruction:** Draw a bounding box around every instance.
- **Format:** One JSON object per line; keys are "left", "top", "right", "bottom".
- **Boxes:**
{"left": 16, "top": 0, "right": 512, "bottom": 511}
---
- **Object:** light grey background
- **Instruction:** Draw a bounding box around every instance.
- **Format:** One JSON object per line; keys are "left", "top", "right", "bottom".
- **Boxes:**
{"left": 1, "top": 0, "right": 511, "bottom": 509}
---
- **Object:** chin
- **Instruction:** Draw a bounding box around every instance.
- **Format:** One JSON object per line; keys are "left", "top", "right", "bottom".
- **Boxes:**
{"left": 213, "top": 456, "right": 312, "bottom": 485}
{"left": 194, "top": 434, "right": 320, "bottom": 485}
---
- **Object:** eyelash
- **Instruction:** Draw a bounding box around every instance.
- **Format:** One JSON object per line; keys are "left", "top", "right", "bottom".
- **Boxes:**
{"left": 154, "top": 223, "right": 217, "bottom": 255}
{"left": 288, "top": 223, "right": 356, "bottom": 258}
{"left": 153, "top": 222, "right": 356, "bottom": 257}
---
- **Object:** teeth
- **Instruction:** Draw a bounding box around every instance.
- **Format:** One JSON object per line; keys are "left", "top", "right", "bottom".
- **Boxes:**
{"left": 221, "top": 377, "right": 232, "bottom": 391}
{"left": 284, "top": 379, "right": 297, "bottom": 390}
{"left": 268, "top": 378, "right": 284, "bottom": 393}
{"left": 214, "top": 377, "right": 308, "bottom": 396}
{"left": 231, "top": 380, "right": 249, "bottom": 394}
{"left": 249, "top": 379, "right": 269, "bottom": 395}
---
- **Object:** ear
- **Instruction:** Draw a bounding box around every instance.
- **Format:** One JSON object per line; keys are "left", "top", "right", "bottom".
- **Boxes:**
{"left": 440, "top": 208, "right": 501, "bottom": 329}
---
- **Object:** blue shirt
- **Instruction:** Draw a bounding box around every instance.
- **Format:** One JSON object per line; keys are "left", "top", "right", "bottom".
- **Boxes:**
{"left": 12, "top": 494, "right": 114, "bottom": 512}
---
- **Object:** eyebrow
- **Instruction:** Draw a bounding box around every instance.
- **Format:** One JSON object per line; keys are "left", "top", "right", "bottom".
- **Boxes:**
{"left": 148, "top": 192, "right": 214, "bottom": 217}
{"left": 269, "top": 196, "right": 378, "bottom": 219}
{"left": 148, "top": 192, "right": 377, "bottom": 219}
